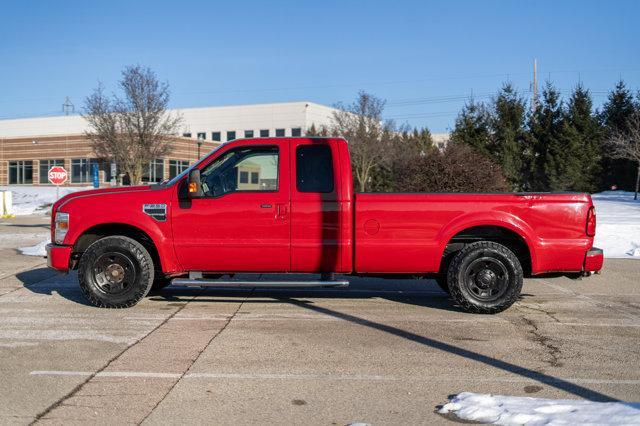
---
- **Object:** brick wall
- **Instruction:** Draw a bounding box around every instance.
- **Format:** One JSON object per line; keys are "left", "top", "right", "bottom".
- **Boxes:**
{"left": 0, "top": 134, "right": 220, "bottom": 186}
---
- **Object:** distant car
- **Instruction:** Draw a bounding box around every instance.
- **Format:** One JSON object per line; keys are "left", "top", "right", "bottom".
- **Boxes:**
{"left": 47, "top": 137, "right": 603, "bottom": 313}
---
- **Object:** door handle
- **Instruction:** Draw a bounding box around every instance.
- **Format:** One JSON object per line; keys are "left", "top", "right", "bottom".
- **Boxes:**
{"left": 260, "top": 204, "right": 272, "bottom": 208}
{"left": 276, "top": 203, "right": 288, "bottom": 220}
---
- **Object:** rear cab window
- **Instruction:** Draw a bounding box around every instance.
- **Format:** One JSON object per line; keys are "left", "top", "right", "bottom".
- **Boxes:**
{"left": 296, "top": 145, "right": 334, "bottom": 193}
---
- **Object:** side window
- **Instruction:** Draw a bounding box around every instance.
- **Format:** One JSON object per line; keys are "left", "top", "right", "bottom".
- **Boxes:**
{"left": 296, "top": 145, "right": 334, "bottom": 193}
{"left": 200, "top": 146, "right": 279, "bottom": 196}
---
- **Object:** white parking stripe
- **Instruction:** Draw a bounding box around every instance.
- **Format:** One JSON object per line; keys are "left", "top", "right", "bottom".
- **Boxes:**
{"left": 184, "top": 373, "right": 395, "bottom": 381}
{"left": 29, "top": 370, "right": 640, "bottom": 385}
{"left": 121, "top": 315, "right": 640, "bottom": 327}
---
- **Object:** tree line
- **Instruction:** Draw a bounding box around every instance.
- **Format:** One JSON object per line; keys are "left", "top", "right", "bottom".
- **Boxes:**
{"left": 83, "top": 65, "right": 639, "bottom": 198}
{"left": 452, "top": 81, "right": 640, "bottom": 195}
{"left": 308, "top": 92, "right": 509, "bottom": 193}
{"left": 314, "top": 82, "right": 640, "bottom": 198}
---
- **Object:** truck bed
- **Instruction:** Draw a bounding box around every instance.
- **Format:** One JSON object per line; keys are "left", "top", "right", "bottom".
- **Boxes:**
{"left": 354, "top": 192, "right": 593, "bottom": 275}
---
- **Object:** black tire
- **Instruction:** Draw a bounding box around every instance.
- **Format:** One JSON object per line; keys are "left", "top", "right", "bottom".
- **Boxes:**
{"left": 447, "top": 241, "right": 523, "bottom": 314}
{"left": 434, "top": 275, "right": 450, "bottom": 295}
{"left": 78, "top": 236, "right": 154, "bottom": 308}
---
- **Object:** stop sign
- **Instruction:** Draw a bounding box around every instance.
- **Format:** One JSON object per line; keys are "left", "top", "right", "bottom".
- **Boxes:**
{"left": 48, "top": 166, "right": 68, "bottom": 185}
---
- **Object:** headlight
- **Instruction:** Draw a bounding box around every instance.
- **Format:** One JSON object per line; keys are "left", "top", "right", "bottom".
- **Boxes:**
{"left": 54, "top": 212, "right": 69, "bottom": 244}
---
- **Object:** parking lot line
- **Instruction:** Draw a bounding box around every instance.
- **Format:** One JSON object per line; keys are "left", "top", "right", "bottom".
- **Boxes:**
{"left": 120, "top": 314, "right": 640, "bottom": 327}
{"left": 30, "top": 370, "right": 640, "bottom": 385}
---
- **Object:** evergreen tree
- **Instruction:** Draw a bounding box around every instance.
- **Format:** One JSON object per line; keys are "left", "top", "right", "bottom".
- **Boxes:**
{"left": 450, "top": 98, "right": 492, "bottom": 156}
{"left": 490, "top": 84, "right": 528, "bottom": 190}
{"left": 601, "top": 80, "right": 637, "bottom": 190}
{"left": 528, "top": 83, "right": 567, "bottom": 190}
{"left": 563, "top": 85, "right": 602, "bottom": 192}
{"left": 409, "top": 127, "right": 434, "bottom": 154}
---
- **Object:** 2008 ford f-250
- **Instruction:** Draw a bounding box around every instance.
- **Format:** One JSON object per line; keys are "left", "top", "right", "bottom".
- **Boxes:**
{"left": 47, "top": 137, "right": 603, "bottom": 313}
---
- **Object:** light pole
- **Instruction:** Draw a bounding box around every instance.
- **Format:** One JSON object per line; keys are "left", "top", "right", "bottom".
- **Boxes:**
{"left": 197, "top": 135, "right": 204, "bottom": 159}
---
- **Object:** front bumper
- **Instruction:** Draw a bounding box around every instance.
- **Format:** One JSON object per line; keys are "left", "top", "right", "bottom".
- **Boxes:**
{"left": 584, "top": 247, "right": 604, "bottom": 273}
{"left": 46, "top": 243, "right": 72, "bottom": 272}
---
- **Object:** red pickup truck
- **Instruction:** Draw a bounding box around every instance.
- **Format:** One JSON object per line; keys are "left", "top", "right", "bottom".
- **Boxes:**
{"left": 47, "top": 137, "right": 603, "bottom": 313}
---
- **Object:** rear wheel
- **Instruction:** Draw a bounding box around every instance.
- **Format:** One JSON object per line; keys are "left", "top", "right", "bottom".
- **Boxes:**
{"left": 447, "top": 241, "right": 522, "bottom": 314}
{"left": 78, "top": 236, "right": 154, "bottom": 308}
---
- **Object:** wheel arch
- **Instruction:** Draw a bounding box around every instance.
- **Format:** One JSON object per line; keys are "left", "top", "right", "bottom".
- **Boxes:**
{"left": 439, "top": 221, "right": 536, "bottom": 276}
{"left": 73, "top": 223, "right": 163, "bottom": 273}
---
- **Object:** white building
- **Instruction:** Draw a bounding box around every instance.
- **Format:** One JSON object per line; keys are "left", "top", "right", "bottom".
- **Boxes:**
{"left": 0, "top": 101, "right": 339, "bottom": 142}
{"left": 0, "top": 101, "right": 450, "bottom": 185}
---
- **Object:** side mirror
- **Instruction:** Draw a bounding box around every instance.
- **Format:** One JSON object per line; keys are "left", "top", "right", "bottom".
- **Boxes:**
{"left": 187, "top": 169, "right": 204, "bottom": 198}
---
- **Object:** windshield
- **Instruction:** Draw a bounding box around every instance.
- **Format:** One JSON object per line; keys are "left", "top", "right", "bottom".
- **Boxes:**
{"left": 163, "top": 144, "right": 226, "bottom": 186}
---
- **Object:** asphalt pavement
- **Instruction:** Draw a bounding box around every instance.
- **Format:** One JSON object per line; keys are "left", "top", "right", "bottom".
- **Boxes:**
{"left": 1, "top": 215, "right": 639, "bottom": 425}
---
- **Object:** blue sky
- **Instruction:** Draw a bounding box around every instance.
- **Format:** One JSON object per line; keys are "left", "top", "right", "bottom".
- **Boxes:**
{"left": 1, "top": 0, "right": 639, "bottom": 132}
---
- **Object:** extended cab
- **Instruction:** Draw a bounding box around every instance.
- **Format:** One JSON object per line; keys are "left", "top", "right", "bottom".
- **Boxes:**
{"left": 47, "top": 137, "right": 603, "bottom": 313}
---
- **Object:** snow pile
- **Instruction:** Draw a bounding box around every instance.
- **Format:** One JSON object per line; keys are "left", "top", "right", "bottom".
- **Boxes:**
{"left": 19, "top": 240, "right": 48, "bottom": 257}
{"left": 0, "top": 186, "right": 87, "bottom": 215}
{"left": 440, "top": 392, "right": 640, "bottom": 425}
{"left": 592, "top": 191, "right": 640, "bottom": 258}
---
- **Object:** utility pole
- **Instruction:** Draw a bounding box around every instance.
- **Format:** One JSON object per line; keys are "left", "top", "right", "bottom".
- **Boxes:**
{"left": 531, "top": 58, "right": 538, "bottom": 111}
{"left": 62, "top": 97, "right": 75, "bottom": 115}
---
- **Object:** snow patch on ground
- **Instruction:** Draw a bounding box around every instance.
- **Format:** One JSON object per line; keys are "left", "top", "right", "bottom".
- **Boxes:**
{"left": 19, "top": 240, "right": 48, "bottom": 257}
{"left": 0, "top": 232, "right": 49, "bottom": 250}
{"left": 440, "top": 392, "right": 640, "bottom": 425}
{"left": 0, "top": 186, "right": 87, "bottom": 215}
{"left": 592, "top": 191, "right": 640, "bottom": 258}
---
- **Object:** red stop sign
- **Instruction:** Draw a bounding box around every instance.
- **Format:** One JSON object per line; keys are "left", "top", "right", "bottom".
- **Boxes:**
{"left": 48, "top": 166, "right": 68, "bottom": 185}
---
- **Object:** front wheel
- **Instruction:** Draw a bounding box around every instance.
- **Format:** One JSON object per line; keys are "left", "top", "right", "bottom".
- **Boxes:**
{"left": 447, "top": 241, "right": 523, "bottom": 314}
{"left": 78, "top": 236, "right": 154, "bottom": 308}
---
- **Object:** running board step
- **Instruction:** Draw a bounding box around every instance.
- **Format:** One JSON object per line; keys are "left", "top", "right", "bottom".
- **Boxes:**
{"left": 170, "top": 279, "right": 349, "bottom": 288}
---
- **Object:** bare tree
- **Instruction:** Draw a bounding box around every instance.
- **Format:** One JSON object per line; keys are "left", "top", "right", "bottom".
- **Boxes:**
{"left": 607, "top": 111, "right": 640, "bottom": 199}
{"left": 330, "top": 91, "right": 394, "bottom": 192}
{"left": 83, "top": 65, "right": 182, "bottom": 185}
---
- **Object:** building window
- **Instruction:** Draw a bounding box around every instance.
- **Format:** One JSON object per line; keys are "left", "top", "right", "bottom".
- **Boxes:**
{"left": 291, "top": 127, "right": 302, "bottom": 137}
{"left": 212, "top": 132, "right": 221, "bottom": 142}
{"left": 251, "top": 171, "right": 259, "bottom": 184}
{"left": 169, "top": 160, "right": 190, "bottom": 179}
{"left": 260, "top": 129, "right": 269, "bottom": 137}
{"left": 71, "top": 158, "right": 98, "bottom": 183}
{"left": 239, "top": 171, "right": 249, "bottom": 184}
{"left": 142, "top": 159, "right": 164, "bottom": 183}
{"left": 227, "top": 131, "right": 236, "bottom": 141}
{"left": 8, "top": 161, "right": 33, "bottom": 184}
{"left": 244, "top": 130, "right": 254, "bottom": 138}
{"left": 275, "top": 128, "right": 285, "bottom": 137}
{"left": 39, "top": 159, "right": 64, "bottom": 184}
{"left": 182, "top": 132, "right": 192, "bottom": 138}
{"left": 197, "top": 132, "right": 206, "bottom": 140}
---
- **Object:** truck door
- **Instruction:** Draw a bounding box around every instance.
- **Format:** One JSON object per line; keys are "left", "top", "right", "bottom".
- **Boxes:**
{"left": 290, "top": 139, "right": 343, "bottom": 272}
{"left": 171, "top": 140, "right": 291, "bottom": 272}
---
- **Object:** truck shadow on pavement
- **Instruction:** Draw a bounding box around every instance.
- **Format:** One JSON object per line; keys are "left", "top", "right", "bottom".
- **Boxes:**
{"left": 19, "top": 268, "right": 616, "bottom": 403}
{"left": 17, "top": 268, "right": 94, "bottom": 306}
{"left": 18, "top": 268, "right": 474, "bottom": 311}
{"left": 150, "top": 285, "right": 617, "bottom": 403}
